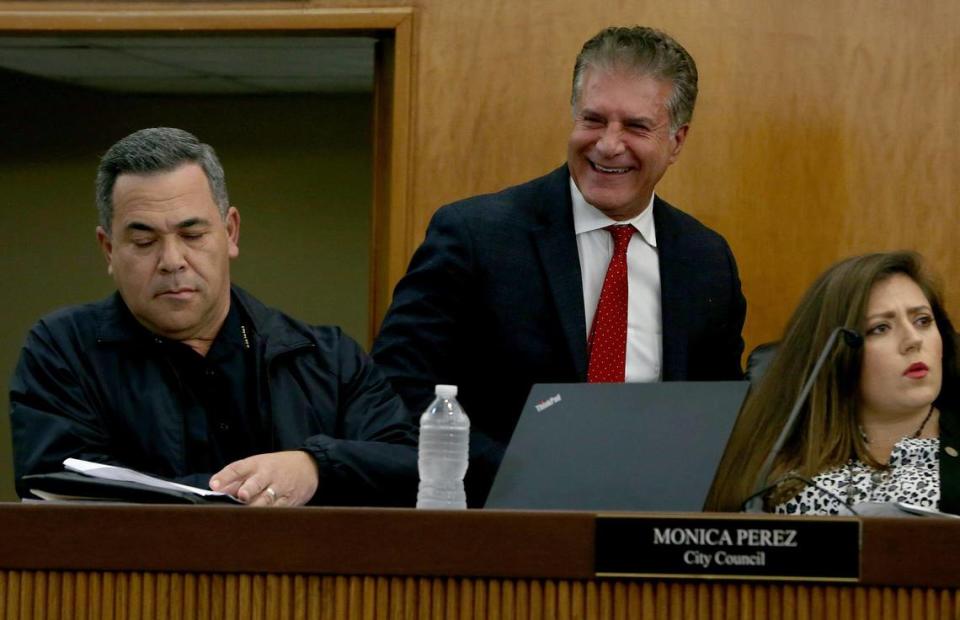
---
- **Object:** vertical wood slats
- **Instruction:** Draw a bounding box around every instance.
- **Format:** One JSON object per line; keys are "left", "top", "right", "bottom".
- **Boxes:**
{"left": 0, "top": 571, "right": 957, "bottom": 620}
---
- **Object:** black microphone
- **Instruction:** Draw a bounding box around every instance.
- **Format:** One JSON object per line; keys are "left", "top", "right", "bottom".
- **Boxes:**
{"left": 743, "top": 326, "right": 862, "bottom": 513}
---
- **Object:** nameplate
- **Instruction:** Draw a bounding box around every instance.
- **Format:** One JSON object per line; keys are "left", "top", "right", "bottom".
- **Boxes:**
{"left": 595, "top": 514, "right": 860, "bottom": 582}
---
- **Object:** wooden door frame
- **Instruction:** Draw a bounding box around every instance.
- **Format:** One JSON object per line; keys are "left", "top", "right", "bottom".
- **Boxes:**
{"left": 0, "top": 4, "right": 416, "bottom": 342}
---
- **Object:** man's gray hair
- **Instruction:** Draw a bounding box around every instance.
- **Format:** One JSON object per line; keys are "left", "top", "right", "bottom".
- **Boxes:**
{"left": 571, "top": 26, "right": 698, "bottom": 133}
{"left": 95, "top": 127, "right": 229, "bottom": 233}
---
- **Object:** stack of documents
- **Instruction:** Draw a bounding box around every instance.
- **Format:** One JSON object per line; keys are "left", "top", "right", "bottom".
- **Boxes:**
{"left": 23, "top": 458, "right": 240, "bottom": 504}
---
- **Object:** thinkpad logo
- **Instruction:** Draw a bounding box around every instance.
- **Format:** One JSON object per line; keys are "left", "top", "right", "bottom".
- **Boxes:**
{"left": 534, "top": 393, "right": 562, "bottom": 412}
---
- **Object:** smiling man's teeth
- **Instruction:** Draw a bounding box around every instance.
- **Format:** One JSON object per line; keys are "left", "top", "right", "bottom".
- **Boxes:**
{"left": 593, "top": 162, "right": 629, "bottom": 174}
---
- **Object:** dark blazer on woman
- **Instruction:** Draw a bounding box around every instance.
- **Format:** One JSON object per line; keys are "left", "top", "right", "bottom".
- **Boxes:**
{"left": 938, "top": 405, "right": 960, "bottom": 513}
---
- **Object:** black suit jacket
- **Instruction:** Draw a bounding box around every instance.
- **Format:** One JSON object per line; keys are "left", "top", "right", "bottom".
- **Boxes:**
{"left": 373, "top": 165, "right": 747, "bottom": 504}
{"left": 939, "top": 404, "right": 960, "bottom": 514}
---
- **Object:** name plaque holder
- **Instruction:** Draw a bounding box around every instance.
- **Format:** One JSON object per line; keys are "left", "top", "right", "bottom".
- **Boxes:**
{"left": 595, "top": 513, "right": 860, "bottom": 582}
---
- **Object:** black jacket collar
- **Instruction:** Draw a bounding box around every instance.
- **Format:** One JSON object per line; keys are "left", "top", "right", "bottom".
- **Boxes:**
{"left": 94, "top": 285, "right": 313, "bottom": 359}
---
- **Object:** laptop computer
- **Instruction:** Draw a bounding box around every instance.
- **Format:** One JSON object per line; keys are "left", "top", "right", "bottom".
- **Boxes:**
{"left": 484, "top": 381, "right": 750, "bottom": 512}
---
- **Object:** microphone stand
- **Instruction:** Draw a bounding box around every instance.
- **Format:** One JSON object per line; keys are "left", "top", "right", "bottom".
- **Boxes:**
{"left": 744, "top": 327, "right": 862, "bottom": 513}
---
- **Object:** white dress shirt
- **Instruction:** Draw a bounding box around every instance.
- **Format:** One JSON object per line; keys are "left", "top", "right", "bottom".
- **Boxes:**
{"left": 571, "top": 179, "right": 662, "bottom": 382}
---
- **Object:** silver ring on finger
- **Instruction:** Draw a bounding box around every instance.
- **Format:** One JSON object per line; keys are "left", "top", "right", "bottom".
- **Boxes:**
{"left": 265, "top": 487, "right": 277, "bottom": 502}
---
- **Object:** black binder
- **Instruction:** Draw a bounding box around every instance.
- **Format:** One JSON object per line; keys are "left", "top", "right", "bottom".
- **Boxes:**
{"left": 22, "top": 471, "right": 239, "bottom": 505}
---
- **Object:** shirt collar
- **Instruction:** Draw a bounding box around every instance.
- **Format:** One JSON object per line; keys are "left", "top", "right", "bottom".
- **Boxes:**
{"left": 96, "top": 289, "right": 249, "bottom": 353}
{"left": 204, "top": 295, "right": 250, "bottom": 360}
{"left": 570, "top": 178, "right": 657, "bottom": 247}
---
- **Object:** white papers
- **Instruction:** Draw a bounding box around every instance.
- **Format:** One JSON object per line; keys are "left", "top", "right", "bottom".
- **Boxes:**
{"left": 63, "top": 458, "right": 238, "bottom": 501}
{"left": 852, "top": 501, "right": 960, "bottom": 518}
{"left": 896, "top": 502, "right": 960, "bottom": 518}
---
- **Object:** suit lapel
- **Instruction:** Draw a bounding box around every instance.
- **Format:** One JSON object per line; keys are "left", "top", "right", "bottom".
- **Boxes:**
{"left": 654, "top": 197, "right": 692, "bottom": 380}
{"left": 531, "top": 167, "right": 588, "bottom": 379}
{"left": 938, "top": 406, "right": 960, "bottom": 514}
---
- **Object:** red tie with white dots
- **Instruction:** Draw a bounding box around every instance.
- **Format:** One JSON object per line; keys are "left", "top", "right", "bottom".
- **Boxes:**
{"left": 587, "top": 224, "right": 635, "bottom": 383}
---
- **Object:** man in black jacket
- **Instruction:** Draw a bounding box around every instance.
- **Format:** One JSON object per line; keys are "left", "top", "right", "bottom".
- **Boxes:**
{"left": 11, "top": 127, "right": 417, "bottom": 507}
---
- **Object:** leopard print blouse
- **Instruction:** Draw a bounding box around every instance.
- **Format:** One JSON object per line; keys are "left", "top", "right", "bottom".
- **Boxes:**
{"left": 774, "top": 436, "right": 940, "bottom": 516}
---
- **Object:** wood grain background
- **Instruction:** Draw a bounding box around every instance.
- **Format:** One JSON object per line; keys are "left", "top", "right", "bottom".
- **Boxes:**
{"left": 379, "top": 0, "right": 960, "bottom": 352}
{"left": 3, "top": 571, "right": 959, "bottom": 619}
{"left": 1, "top": 0, "right": 957, "bottom": 354}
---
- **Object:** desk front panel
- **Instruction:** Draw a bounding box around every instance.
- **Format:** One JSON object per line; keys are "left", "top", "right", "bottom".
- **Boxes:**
{"left": 3, "top": 571, "right": 959, "bottom": 620}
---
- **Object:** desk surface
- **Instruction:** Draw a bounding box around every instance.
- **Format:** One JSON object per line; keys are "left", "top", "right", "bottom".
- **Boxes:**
{"left": 0, "top": 504, "right": 956, "bottom": 587}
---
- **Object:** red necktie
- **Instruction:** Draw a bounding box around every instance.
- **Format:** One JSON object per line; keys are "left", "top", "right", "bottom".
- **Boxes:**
{"left": 587, "top": 224, "right": 635, "bottom": 383}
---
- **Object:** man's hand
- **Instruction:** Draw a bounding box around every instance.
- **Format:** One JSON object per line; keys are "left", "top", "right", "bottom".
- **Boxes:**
{"left": 210, "top": 450, "right": 319, "bottom": 507}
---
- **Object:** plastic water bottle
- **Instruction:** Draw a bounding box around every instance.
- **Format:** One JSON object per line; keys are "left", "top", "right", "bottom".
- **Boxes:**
{"left": 416, "top": 384, "right": 470, "bottom": 509}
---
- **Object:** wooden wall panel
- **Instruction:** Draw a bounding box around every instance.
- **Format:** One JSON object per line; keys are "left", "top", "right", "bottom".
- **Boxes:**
{"left": 0, "top": 0, "right": 956, "bottom": 351}
{"left": 410, "top": 0, "right": 960, "bottom": 352}
{"left": 1, "top": 571, "right": 959, "bottom": 620}
{"left": 314, "top": 0, "right": 960, "bottom": 352}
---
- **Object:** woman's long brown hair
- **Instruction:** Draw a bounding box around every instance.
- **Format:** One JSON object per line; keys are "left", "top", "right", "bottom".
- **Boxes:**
{"left": 704, "top": 251, "right": 958, "bottom": 512}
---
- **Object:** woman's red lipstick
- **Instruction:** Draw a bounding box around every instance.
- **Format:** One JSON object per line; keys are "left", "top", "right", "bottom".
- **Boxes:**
{"left": 904, "top": 362, "right": 929, "bottom": 378}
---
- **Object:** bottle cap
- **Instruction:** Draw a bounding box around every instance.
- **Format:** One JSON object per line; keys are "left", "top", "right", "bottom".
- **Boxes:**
{"left": 435, "top": 384, "right": 458, "bottom": 398}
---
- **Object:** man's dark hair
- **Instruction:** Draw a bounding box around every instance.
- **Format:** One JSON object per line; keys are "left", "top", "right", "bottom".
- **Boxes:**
{"left": 571, "top": 26, "right": 698, "bottom": 133}
{"left": 96, "top": 127, "right": 229, "bottom": 233}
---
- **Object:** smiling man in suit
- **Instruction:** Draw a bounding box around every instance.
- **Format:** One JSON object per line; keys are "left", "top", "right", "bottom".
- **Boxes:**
{"left": 372, "top": 26, "right": 747, "bottom": 505}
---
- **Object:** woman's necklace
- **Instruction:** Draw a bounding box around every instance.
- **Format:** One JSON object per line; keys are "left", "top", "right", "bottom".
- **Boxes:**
{"left": 844, "top": 404, "right": 936, "bottom": 507}
{"left": 911, "top": 404, "right": 936, "bottom": 439}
